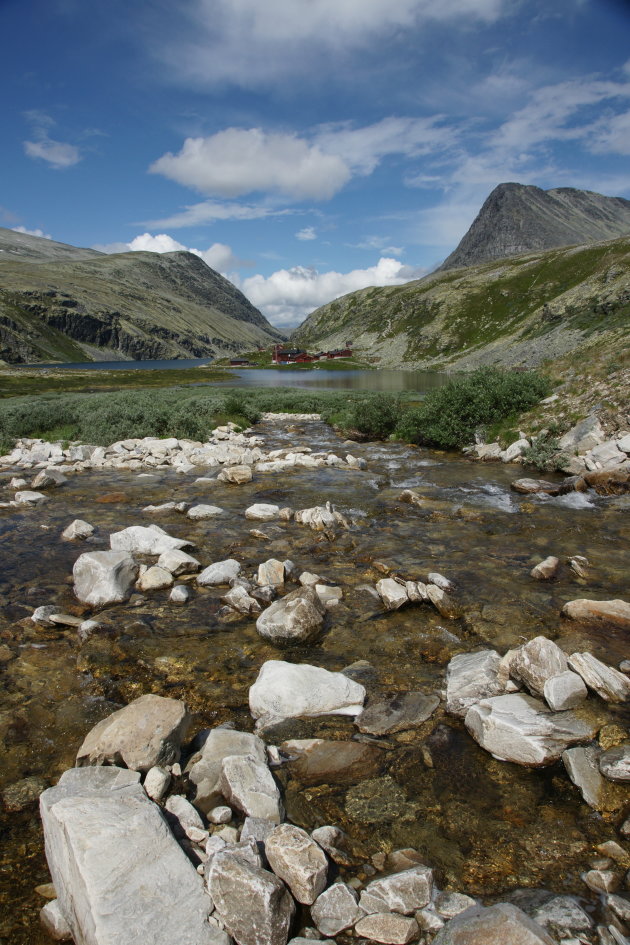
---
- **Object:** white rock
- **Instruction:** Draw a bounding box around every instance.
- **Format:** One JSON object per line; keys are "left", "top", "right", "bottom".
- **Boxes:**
{"left": 73, "top": 550, "right": 137, "bottom": 606}
{"left": 31, "top": 605, "right": 62, "bottom": 627}
{"left": 40, "top": 766, "right": 222, "bottom": 945}
{"left": 431, "top": 902, "right": 554, "bottom": 945}
{"left": 220, "top": 754, "right": 283, "bottom": 824}
{"left": 315, "top": 585, "right": 342, "bottom": 608}
{"left": 15, "top": 490, "right": 48, "bottom": 504}
{"left": 434, "top": 891, "right": 477, "bottom": 919}
{"left": 532, "top": 895, "right": 593, "bottom": 935}
{"left": 354, "top": 913, "right": 419, "bottom": 944}
{"left": 376, "top": 579, "right": 409, "bottom": 610}
{"left": 187, "top": 504, "right": 224, "bottom": 520}
{"left": 530, "top": 556, "right": 559, "bottom": 581}
{"left": 563, "top": 745, "right": 606, "bottom": 809}
{"left": 61, "top": 519, "right": 94, "bottom": 541}
{"left": 513, "top": 636, "right": 568, "bottom": 696}
{"left": 559, "top": 416, "right": 606, "bottom": 454}
{"left": 197, "top": 559, "right": 242, "bottom": 586}
{"left": 188, "top": 728, "right": 266, "bottom": 814}
{"left": 543, "top": 671, "right": 588, "bottom": 711}
{"left": 465, "top": 693, "right": 596, "bottom": 766}
{"left": 245, "top": 504, "right": 281, "bottom": 521}
{"left": 311, "top": 882, "right": 364, "bottom": 936}
{"left": 143, "top": 765, "right": 171, "bottom": 801}
{"left": 39, "top": 899, "right": 72, "bottom": 940}
{"left": 359, "top": 865, "right": 433, "bottom": 915}
{"left": 209, "top": 806, "right": 233, "bottom": 825}
{"left": 257, "top": 559, "right": 286, "bottom": 587}
{"left": 137, "top": 566, "right": 174, "bottom": 591}
{"left": 445, "top": 650, "right": 505, "bottom": 717}
{"left": 249, "top": 661, "right": 366, "bottom": 727}
{"left": 223, "top": 585, "right": 262, "bottom": 615}
{"left": 165, "top": 793, "right": 206, "bottom": 834}
{"left": 170, "top": 585, "right": 192, "bottom": 603}
{"left": 217, "top": 465, "right": 253, "bottom": 484}
{"left": 502, "top": 438, "right": 530, "bottom": 463}
{"left": 157, "top": 549, "right": 201, "bottom": 575}
{"left": 427, "top": 572, "right": 453, "bottom": 590}
{"left": 256, "top": 587, "right": 325, "bottom": 644}
{"left": 110, "top": 525, "right": 192, "bottom": 555}
{"left": 568, "top": 652, "right": 630, "bottom": 702}
{"left": 599, "top": 745, "right": 630, "bottom": 782}
{"left": 265, "top": 823, "right": 329, "bottom": 904}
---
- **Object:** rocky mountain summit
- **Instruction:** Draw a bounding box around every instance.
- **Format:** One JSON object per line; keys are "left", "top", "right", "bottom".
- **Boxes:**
{"left": 0, "top": 227, "right": 283, "bottom": 363}
{"left": 439, "top": 183, "right": 630, "bottom": 271}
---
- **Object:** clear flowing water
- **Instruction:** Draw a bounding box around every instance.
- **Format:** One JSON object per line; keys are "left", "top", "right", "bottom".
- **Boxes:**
{"left": 0, "top": 419, "right": 628, "bottom": 942}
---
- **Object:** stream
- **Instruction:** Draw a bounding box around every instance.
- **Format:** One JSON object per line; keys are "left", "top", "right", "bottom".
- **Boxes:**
{"left": 0, "top": 416, "right": 628, "bottom": 943}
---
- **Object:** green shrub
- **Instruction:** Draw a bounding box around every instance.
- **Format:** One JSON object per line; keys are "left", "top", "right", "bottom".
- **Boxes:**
{"left": 522, "top": 432, "right": 571, "bottom": 472}
{"left": 394, "top": 367, "right": 551, "bottom": 449}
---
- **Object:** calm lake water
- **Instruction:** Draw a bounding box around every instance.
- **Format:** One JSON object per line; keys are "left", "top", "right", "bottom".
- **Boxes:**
{"left": 17, "top": 360, "right": 449, "bottom": 393}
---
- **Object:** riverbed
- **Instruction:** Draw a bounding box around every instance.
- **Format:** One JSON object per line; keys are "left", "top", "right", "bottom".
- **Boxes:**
{"left": 0, "top": 417, "right": 628, "bottom": 942}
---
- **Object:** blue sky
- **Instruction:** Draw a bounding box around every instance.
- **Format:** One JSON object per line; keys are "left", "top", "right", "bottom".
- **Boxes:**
{"left": 2, "top": 0, "right": 630, "bottom": 331}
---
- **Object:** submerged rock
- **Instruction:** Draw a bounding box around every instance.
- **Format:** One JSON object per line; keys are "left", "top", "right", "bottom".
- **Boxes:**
{"left": 530, "top": 556, "right": 559, "bottom": 581}
{"left": 76, "top": 694, "right": 191, "bottom": 772}
{"left": 281, "top": 738, "right": 382, "bottom": 784}
{"left": 249, "top": 661, "right": 366, "bottom": 727}
{"left": 464, "top": 693, "right": 596, "bottom": 766}
{"left": 562, "top": 598, "right": 630, "bottom": 629}
{"left": 355, "top": 692, "right": 440, "bottom": 735}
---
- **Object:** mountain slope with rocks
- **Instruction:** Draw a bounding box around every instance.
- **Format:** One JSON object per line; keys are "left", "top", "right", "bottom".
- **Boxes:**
{"left": 291, "top": 236, "right": 630, "bottom": 375}
{"left": 0, "top": 227, "right": 283, "bottom": 363}
{"left": 439, "top": 183, "right": 630, "bottom": 271}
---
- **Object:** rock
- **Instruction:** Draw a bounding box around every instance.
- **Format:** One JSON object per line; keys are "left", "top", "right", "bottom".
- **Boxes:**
{"left": 582, "top": 466, "right": 630, "bottom": 495}
{"left": 207, "top": 849, "right": 295, "bottom": 945}
{"left": 427, "top": 572, "right": 453, "bottom": 591}
{"left": 110, "top": 524, "right": 192, "bottom": 555}
{"left": 198, "top": 559, "right": 242, "bottom": 586}
{"left": 599, "top": 745, "right": 630, "bottom": 781}
{"left": 209, "top": 806, "right": 233, "bottom": 825}
{"left": 559, "top": 416, "right": 606, "bottom": 454}
{"left": 415, "top": 906, "right": 445, "bottom": 932}
{"left": 426, "top": 584, "right": 460, "bottom": 619}
{"left": 355, "top": 692, "right": 440, "bottom": 735}
{"left": 512, "top": 636, "right": 568, "bottom": 696}
{"left": 165, "top": 793, "right": 206, "bottom": 839}
{"left": 582, "top": 869, "right": 620, "bottom": 894}
{"left": 376, "top": 579, "right": 409, "bottom": 610}
{"left": 406, "top": 581, "right": 428, "bottom": 602}
{"left": 31, "top": 605, "right": 62, "bottom": 627}
{"left": 432, "top": 903, "right": 555, "bottom": 945}
{"left": 220, "top": 754, "right": 283, "bottom": 824}
{"left": 465, "top": 693, "right": 596, "bottom": 766}
{"left": 137, "top": 566, "right": 174, "bottom": 591}
{"left": 502, "top": 438, "right": 530, "bottom": 462}
{"left": 223, "top": 585, "right": 262, "bottom": 615}
{"left": 532, "top": 895, "right": 593, "bottom": 936}
{"left": 255, "top": 587, "right": 325, "bottom": 644}
{"left": 241, "top": 817, "right": 277, "bottom": 847}
{"left": 265, "top": 823, "right": 328, "bottom": 904}
{"left": 249, "top": 661, "right": 366, "bottom": 727}
{"left": 32, "top": 468, "right": 67, "bottom": 489}
{"left": 530, "top": 556, "right": 559, "bottom": 580}
{"left": 475, "top": 442, "right": 502, "bottom": 461}
{"left": 281, "top": 738, "right": 382, "bottom": 784}
{"left": 562, "top": 599, "right": 630, "bottom": 629}
{"left": 434, "top": 892, "right": 478, "bottom": 919}
{"left": 218, "top": 465, "right": 253, "bottom": 484}
{"left": 61, "top": 519, "right": 94, "bottom": 541}
{"left": 40, "top": 766, "right": 222, "bottom": 945}
{"left": 73, "top": 550, "right": 137, "bottom": 606}
{"left": 40, "top": 899, "right": 72, "bottom": 940}
{"left": 511, "top": 478, "right": 559, "bottom": 495}
{"left": 76, "top": 694, "right": 191, "bottom": 772}
{"left": 567, "top": 652, "right": 630, "bottom": 702}
{"left": 245, "top": 504, "right": 281, "bottom": 521}
{"left": 311, "top": 882, "right": 364, "bottom": 936}
{"left": 543, "top": 671, "right": 588, "bottom": 711}
{"left": 294, "top": 503, "right": 348, "bottom": 532}
{"left": 257, "top": 559, "right": 286, "bottom": 587}
{"left": 360, "top": 865, "right": 433, "bottom": 915}
{"left": 2, "top": 775, "right": 46, "bottom": 812}
{"left": 568, "top": 554, "right": 589, "bottom": 578}
{"left": 157, "top": 549, "right": 201, "bottom": 575}
{"left": 170, "top": 584, "right": 192, "bottom": 603}
{"left": 187, "top": 504, "right": 224, "bottom": 520}
{"left": 143, "top": 765, "right": 171, "bottom": 801}
{"left": 143, "top": 501, "right": 184, "bottom": 514}
{"left": 354, "top": 914, "right": 419, "bottom": 944}
{"left": 77, "top": 619, "right": 101, "bottom": 642}
{"left": 607, "top": 894, "right": 630, "bottom": 921}
{"left": 589, "top": 441, "right": 625, "bottom": 467}
{"left": 315, "top": 585, "right": 343, "bottom": 609}
{"left": 445, "top": 650, "right": 505, "bottom": 717}
{"left": 188, "top": 728, "right": 266, "bottom": 814}
{"left": 563, "top": 745, "right": 606, "bottom": 809}
{"left": 15, "top": 489, "right": 48, "bottom": 504}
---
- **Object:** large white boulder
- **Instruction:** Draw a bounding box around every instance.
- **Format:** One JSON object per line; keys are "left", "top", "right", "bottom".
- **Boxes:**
{"left": 464, "top": 693, "right": 596, "bottom": 766}
{"left": 73, "top": 551, "right": 137, "bottom": 606}
{"left": 245, "top": 504, "right": 281, "bottom": 521}
{"left": 110, "top": 524, "right": 192, "bottom": 555}
{"left": 568, "top": 651, "right": 630, "bottom": 702}
{"left": 76, "top": 694, "right": 191, "bottom": 773}
{"left": 512, "top": 636, "right": 568, "bottom": 696}
{"left": 249, "top": 661, "right": 366, "bottom": 727}
{"left": 188, "top": 728, "right": 266, "bottom": 814}
{"left": 220, "top": 754, "right": 283, "bottom": 823}
{"left": 197, "top": 559, "right": 242, "bottom": 586}
{"left": 39, "top": 766, "right": 223, "bottom": 945}
{"left": 445, "top": 650, "right": 505, "bottom": 717}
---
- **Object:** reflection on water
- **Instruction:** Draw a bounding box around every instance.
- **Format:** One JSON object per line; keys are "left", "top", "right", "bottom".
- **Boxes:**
{"left": 212, "top": 368, "right": 449, "bottom": 392}
{"left": 16, "top": 357, "right": 213, "bottom": 371}
{"left": 0, "top": 418, "right": 628, "bottom": 943}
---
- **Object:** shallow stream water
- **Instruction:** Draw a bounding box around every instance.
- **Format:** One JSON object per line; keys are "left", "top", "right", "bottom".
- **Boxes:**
{"left": 0, "top": 418, "right": 628, "bottom": 942}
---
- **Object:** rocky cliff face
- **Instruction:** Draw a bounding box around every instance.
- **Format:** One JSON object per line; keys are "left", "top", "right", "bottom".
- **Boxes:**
{"left": 291, "top": 236, "right": 630, "bottom": 372}
{"left": 0, "top": 228, "right": 283, "bottom": 363}
{"left": 439, "top": 183, "right": 630, "bottom": 271}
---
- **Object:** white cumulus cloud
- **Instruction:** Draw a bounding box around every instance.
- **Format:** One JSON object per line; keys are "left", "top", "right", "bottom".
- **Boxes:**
{"left": 150, "top": 128, "right": 350, "bottom": 200}
{"left": 96, "top": 232, "right": 244, "bottom": 274}
{"left": 241, "top": 257, "right": 426, "bottom": 331}
{"left": 12, "top": 226, "right": 52, "bottom": 240}
{"left": 24, "top": 135, "right": 81, "bottom": 169}
{"left": 296, "top": 227, "right": 317, "bottom": 241}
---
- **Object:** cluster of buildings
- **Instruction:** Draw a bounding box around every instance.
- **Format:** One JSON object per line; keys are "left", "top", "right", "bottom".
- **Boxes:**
{"left": 270, "top": 344, "right": 353, "bottom": 364}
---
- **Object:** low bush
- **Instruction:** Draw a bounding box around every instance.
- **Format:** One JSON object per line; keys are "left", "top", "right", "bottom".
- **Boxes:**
{"left": 522, "top": 432, "right": 571, "bottom": 472}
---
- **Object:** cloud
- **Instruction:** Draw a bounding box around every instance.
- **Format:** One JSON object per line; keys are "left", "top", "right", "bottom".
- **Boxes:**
{"left": 95, "top": 231, "right": 245, "bottom": 273}
{"left": 154, "top": 0, "right": 508, "bottom": 88}
{"left": 23, "top": 111, "right": 82, "bottom": 169}
{"left": 353, "top": 235, "right": 404, "bottom": 255}
{"left": 150, "top": 128, "right": 350, "bottom": 200}
{"left": 241, "top": 256, "right": 426, "bottom": 330}
{"left": 143, "top": 200, "right": 295, "bottom": 229}
{"left": 12, "top": 226, "right": 52, "bottom": 240}
{"left": 296, "top": 227, "right": 317, "bottom": 241}
{"left": 588, "top": 109, "right": 630, "bottom": 156}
